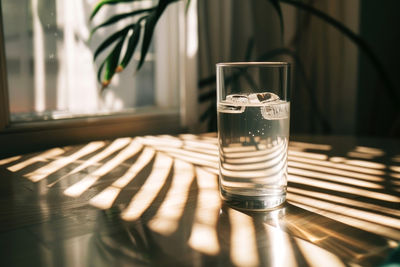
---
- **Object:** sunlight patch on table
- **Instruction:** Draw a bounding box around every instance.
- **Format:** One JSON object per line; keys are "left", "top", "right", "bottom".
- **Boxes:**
{"left": 121, "top": 153, "right": 173, "bottom": 221}
{"left": 138, "top": 135, "right": 183, "bottom": 148}
{"left": 392, "top": 155, "right": 400, "bottom": 163}
{"left": 89, "top": 187, "right": 121, "bottom": 210}
{"left": 288, "top": 166, "right": 383, "bottom": 189}
{"left": 288, "top": 187, "right": 400, "bottom": 218}
{"left": 25, "top": 142, "right": 104, "bottom": 182}
{"left": 288, "top": 150, "right": 328, "bottom": 160}
{"left": 288, "top": 174, "right": 399, "bottom": 202}
{"left": 354, "top": 146, "right": 385, "bottom": 156}
{"left": 112, "top": 147, "right": 155, "bottom": 188}
{"left": 390, "top": 172, "right": 400, "bottom": 179}
{"left": 8, "top": 148, "right": 64, "bottom": 172}
{"left": 289, "top": 141, "right": 332, "bottom": 151}
{"left": 290, "top": 202, "right": 400, "bottom": 240}
{"left": 295, "top": 238, "right": 346, "bottom": 267}
{"left": 265, "top": 220, "right": 297, "bottom": 267}
{"left": 0, "top": 156, "right": 22, "bottom": 166}
{"left": 188, "top": 167, "right": 221, "bottom": 255}
{"left": 188, "top": 223, "right": 220, "bottom": 256}
{"left": 64, "top": 140, "right": 142, "bottom": 197}
{"left": 48, "top": 138, "right": 131, "bottom": 187}
{"left": 229, "top": 208, "right": 259, "bottom": 267}
{"left": 148, "top": 159, "right": 195, "bottom": 235}
{"left": 288, "top": 193, "right": 400, "bottom": 229}
{"left": 342, "top": 159, "right": 386, "bottom": 169}
{"left": 290, "top": 155, "right": 386, "bottom": 176}
{"left": 346, "top": 151, "right": 376, "bottom": 160}
{"left": 390, "top": 165, "right": 400, "bottom": 173}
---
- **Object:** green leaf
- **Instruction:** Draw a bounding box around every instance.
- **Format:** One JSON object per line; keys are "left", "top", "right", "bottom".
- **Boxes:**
{"left": 102, "top": 37, "right": 125, "bottom": 87}
{"left": 137, "top": 14, "right": 157, "bottom": 70}
{"left": 268, "top": 0, "right": 284, "bottom": 42}
{"left": 93, "top": 24, "right": 133, "bottom": 60}
{"left": 91, "top": 7, "right": 155, "bottom": 36}
{"left": 120, "top": 23, "right": 142, "bottom": 69}
{"left": 280, "top": 0, "right": 399, "bottom": 106}
{"left": 185, "top": 0, "right": 192, "bottom": 13}
{"left": 137, "top": 0, "right": 179, "bottom": 70}
{"left": 90, "top": 0, "right": 138, "bottom": 21}
{"left": 97, "top": 60, "right": 106, "bottom": 84}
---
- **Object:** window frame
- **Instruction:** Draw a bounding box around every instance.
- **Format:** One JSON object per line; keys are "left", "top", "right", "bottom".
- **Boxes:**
{"left": 0, "top": 1, "right": 198, "bottom": 158}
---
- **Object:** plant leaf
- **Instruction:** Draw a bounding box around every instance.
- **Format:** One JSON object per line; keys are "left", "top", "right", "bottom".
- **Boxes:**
{"left": 200, "top": 102, "right": 215, "bottom": 122}
{"left": 185, "top": 0, "right": 191, "bottom": 13}
{"left": 137, "top": 14, "right": 160, "bottom": 70}
{"left": 90, "top": 0, "right": 138, "bottom": 21}
{"left": 97, "top": 60, "right": 106, "bottom": 84}
{"left": 280, "top": 0, "right": 399, "bottom": 106}
{"left": 268, "top": 0, "right": 284, "bottom": 42}
{"left": 93, "top": 24, "right": 132, "bottom": 60}
{"left": 91, "top": 7, "right": 155, "bottom": 36}
{"left": 120, "top": 23, "right": 142, "bottom": 69}
{"left": 102, "top": 37, "right": 125, "bottom": 87}
{"left": 137, "top": 0, "right": 179, "bottom": 70}
{"left": 198, "top": 89, "right": 216, "bottom": 102}
{"left": 198, "top": 75, "right": 216, "bottom": 88}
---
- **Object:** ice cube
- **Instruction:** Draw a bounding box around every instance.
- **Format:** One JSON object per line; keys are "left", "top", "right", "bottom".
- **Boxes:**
{"left": 256, "top": 92, "right": 280, "bottom": 103}
{"left": 218, "top": 103, "right": 245, "bottom": 113}
{"left": 248, "top": 93, "right": 260, "bottom": 104}
{"left": 248, "top": 92, "right": 280, "bottom": 104}
{"left": 226, "top": 94, "right": 248, "bottom": 104}
{"left": 261, "top": 101, "right": 289, "bottom": 120}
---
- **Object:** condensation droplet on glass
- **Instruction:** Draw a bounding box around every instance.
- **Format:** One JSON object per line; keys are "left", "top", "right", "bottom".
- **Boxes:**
{"left": 54, "top": 32, "right": 58, "bottom": 37}
{"left": 49, "top": 54, "right": 55, "bottom": 59}
{"left": 50, "top": 12, "right": 54, "bottom": 16}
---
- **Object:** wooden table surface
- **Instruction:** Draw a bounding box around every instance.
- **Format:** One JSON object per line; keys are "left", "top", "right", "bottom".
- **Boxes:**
{"left": 0, "top": 134, "right": 399, "bottom": 267}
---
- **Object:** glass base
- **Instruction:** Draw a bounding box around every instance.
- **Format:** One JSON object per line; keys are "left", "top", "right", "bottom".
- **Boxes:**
{"left": 220, "top": 187, "right": 286, "bottom": 211}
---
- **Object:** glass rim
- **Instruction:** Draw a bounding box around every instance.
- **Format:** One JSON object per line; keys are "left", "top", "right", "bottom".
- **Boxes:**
{"left": 216, "top": 62, "right": 289, "bottom": 67}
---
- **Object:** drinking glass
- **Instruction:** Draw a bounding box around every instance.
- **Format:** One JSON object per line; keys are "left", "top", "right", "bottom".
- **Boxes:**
{"left": 217, "top": 62, "right": 290, "bottom": 210}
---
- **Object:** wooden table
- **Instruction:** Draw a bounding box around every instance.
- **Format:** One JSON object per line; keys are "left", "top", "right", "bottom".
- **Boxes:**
{"left": 0, "top": 134, "right": 399, "bottom": 266}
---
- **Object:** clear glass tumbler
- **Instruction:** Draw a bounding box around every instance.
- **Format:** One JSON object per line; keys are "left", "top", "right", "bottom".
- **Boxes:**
{"left": 217, "top": 62, "right": 290, "bottom": 210}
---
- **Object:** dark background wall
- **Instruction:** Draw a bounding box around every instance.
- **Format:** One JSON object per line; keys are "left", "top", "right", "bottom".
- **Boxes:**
{"left": 357, "top": 0, "right": 400, "bottom": 137}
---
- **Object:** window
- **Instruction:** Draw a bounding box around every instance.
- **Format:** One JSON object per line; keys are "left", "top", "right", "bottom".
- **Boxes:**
{"left": 0, "top": 0, "right": 198, "bottom": 157}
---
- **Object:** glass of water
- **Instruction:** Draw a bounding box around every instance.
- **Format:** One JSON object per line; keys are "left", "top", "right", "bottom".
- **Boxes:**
{"left": 217, "top": 62, "right": 290, "bottom": 210}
